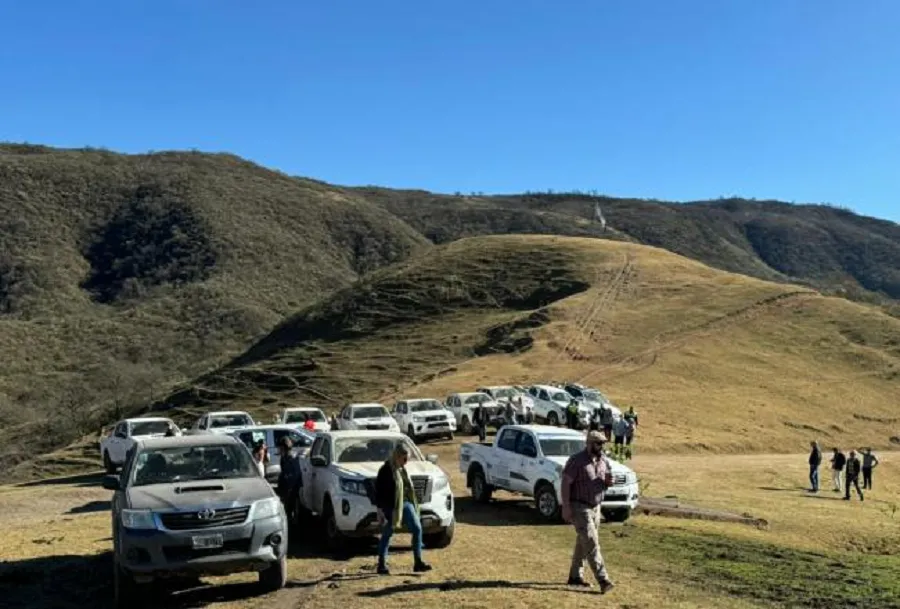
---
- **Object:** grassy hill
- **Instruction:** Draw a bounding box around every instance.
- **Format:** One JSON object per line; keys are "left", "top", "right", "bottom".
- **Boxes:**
{"left": 0, "top": 144, "right": 429, "bottom": 467}
{"left": 353, "top": 187, "right": 900, "bottom": 303}
{"left": 128, "top": 235, "right": 900, "bottom": 459}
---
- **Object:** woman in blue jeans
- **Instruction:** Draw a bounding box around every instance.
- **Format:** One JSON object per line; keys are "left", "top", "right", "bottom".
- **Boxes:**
{"left": 374, "top": 443, "right": 433, "bottom": 575}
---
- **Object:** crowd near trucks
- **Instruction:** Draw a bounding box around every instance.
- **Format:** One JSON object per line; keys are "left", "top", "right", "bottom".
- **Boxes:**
{"left": 97, "top": 381, "right": 637, "bottom": 607}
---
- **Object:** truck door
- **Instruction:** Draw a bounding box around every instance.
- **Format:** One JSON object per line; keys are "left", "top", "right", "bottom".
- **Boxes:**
{"left": 110, "top": 423, "right": 128, "bottom": 463}
{"left": 491, "top": 428, "right": 520, "bottom": 489}
{"left": 303, "top": 436, "right": 331, "bottom": 513}
{"left": 512, "top": 431, "right": 539, "bottom": 493}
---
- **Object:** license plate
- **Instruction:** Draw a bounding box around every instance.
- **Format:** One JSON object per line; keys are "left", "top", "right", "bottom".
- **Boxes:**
{"left": 191, "top": 534, "right": 223, "bottom": 549}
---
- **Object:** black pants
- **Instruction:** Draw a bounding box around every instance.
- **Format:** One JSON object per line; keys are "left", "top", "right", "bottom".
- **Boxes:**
{"left": 845, "top": 475, "right": 863, "bottom": 500}
{"left": 862, "top": 467, "right": 873, "bottom": 490}
{"left": 477, "top": 423, "right": 486, "bottom": 442}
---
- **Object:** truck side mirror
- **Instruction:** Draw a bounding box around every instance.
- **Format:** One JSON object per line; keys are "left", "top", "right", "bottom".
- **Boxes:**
{"left": 102, "top": 475, "right": 121, "bottom": 491}
{"left": 310, "top": 455, "right": 327, "bottom": 467}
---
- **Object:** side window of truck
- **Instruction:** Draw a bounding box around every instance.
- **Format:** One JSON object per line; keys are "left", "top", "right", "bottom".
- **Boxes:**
{"left": 497, "top": 430, "right": 519, "bottom": 452}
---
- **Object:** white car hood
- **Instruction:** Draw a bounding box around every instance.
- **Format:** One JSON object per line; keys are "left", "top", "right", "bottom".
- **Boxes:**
{"left": 335, "top": 460, "right": 439, "bottom": 479}
{"left": 353, "top": 417, "right": 396, "bottom": 426}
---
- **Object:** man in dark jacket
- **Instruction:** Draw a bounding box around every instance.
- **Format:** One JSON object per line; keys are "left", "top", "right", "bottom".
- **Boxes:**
{"left": 375, "top": 443, "right": 433, "bottom": 575}
{"left": 830, "top": 448, "right": 846, "bottom": 493}
{"left": 844, "top": 450, "right": 864, "bottom": 501}
{"left": 474, "top": 403, "right": 487, "bottom": 442}
{"left": 862, "top": 448, "right": 879, "bottom": 490}
{"left": 277, "top": 437, "right": 302, "bottom": 519}
{"left": 808, "top": 441, "right": 822, "bottom": 492}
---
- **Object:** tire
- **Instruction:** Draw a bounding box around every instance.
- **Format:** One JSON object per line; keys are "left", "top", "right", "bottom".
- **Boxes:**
{"left": 460, "top": 416, "right": 472, "bottom": 435}
{"left": 258, "top": 555, "right": 287, "bottom": 592}
{"left": 470, "top": 469, "right": 493, "bottom": 503}
{"left": 104, "top": 451, "right": 117, "bottom": 474}
{"left": 547, "top": 411, "right": 559, "bottom": 426}
{"left": 603, "top": 508, "right": 632, "bottom": 523}
{"left": 423, "top": 519, "right": 455, "bottom": 549}
{"left": 114, "top": 564, "right": 142, "bottom": 609}
{"left": 535, "top": 483, "right": 561, "bottom": 522}
{"left": 322, "top": 500, "right": 346, "bottom": 551}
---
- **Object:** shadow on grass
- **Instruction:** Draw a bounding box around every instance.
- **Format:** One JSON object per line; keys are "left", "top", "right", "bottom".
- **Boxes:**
{"left": 758, "top": 486, "right": 807, "bottom": 493}
{"left": 16, "top": 471, "right": 106, "bottom": 488}
{"left": 454, "top": 496, "right": 554, "bottom": 527}
{"left": 357, "top": 578, "right": 599, "bottom": 598}
{"left": 67, "top": 500, "right": 111, "bottom": 515}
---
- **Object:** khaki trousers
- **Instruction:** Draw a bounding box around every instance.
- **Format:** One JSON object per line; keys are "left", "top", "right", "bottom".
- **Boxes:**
{"left": 569, "top": 503, "right": 609, "bottom": 583}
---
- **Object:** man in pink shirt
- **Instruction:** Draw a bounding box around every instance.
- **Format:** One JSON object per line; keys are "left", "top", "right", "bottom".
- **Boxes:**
{"left": 561, "top": 430, "right": 615, "bottom": 593}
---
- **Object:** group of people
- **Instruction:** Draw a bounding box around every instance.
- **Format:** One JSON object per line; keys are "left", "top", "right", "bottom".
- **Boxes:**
{"left": 585, "top": 404, "right": 638, "bottom": 461}
{"left": 808, "top": 442, "right": 880, "bottom": 501}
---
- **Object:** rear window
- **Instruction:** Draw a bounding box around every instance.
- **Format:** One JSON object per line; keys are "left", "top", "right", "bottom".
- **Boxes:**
{"left": 209, "top": 414, "right": 253, "bottom": 428}
{"left": 284, "top": 410, "right": 325, "bottom": 423}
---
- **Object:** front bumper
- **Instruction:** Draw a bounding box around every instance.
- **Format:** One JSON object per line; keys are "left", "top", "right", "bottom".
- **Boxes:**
{"left": 332, "top": 486, "right": 455, "bottom": 537}
{"left": 600, "top": 483, "right": 641, "bottom": 511}
{"left": 117, "top": 515, "right": 287, "bottom": 580}
{"left": 411, "top": 418, "right": 457, "bottom": 436}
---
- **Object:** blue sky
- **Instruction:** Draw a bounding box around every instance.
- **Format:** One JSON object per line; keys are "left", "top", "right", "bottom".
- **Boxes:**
{"left": 1, "top": 1, "right": 897, "bottom": 222}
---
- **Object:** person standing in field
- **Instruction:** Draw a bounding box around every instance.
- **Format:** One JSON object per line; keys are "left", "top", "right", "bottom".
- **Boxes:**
{"left": 807, "top": 441, "right": 822, "bottom": 492}
{"left": 862, "top": 448, "right": 880, "bottom": 490}
{"left": 600, "top": 403, "right": 614, "bottom": 440}
{"left": 830, "top": 448, "right": 846, "bottom": 493}
{"left": 560, "top": 430, "right": 615, "bottom": 594}
{"left": 844, "top": 450, "right": 864, "bottom": 501}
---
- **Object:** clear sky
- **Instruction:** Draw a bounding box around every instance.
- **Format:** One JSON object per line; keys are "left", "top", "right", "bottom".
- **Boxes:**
{"left": 1, "top": 1, "right": 897, "bottom": 222}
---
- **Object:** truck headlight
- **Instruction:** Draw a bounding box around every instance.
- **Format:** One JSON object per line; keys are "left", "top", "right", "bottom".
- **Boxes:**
{"left": 121, "top": 509, "right": 156, "bottom": 530}
{"left": 432, "top": 474, "right": 449, "bottom": 493}
{"left": 251, "top": 497, "right": 281, "bottom": 521}
{"left": 340, "top": 477, "right": 368, "bottom": 497}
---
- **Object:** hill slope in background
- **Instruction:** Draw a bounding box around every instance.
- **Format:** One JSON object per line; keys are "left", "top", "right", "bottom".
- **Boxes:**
{"left": 0, "top": 144, "right": 429, "bottom": 466}
{"left": 63, "top": 234, "right": 893, "bottom": 478}
{"left": 353, "top": 188, "right": 900, "bottom": 303}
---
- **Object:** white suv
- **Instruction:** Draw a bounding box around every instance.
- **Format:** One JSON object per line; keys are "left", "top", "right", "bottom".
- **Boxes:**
{"left": 335, "top": 403, "right": 400, "bottom": 432}
{"left": 392, "top": 399, "right": 456, "bottom": 442}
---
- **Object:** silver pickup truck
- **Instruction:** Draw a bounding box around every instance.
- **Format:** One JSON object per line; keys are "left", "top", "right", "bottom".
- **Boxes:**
{"left": 102, "top": 435, "right": 289, "bottom": 608}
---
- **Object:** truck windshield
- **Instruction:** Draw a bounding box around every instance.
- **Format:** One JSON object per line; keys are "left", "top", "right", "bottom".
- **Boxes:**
{"left": 131, "top": 421, "right": 173, "bottom": 436}
{"left": 131, "top": 444, "right": 257, "bottom": 486}
{"left": 490, "top": 388, "right": 515, "bottom": 399}
{"left": 464, "top": 395, "right": 491, "bottom": 405}
{"left": 352, "top": 406, "right": 388, "bottom": 418}
{"left": 539, "top": 438, "right": 585, "bottom": 457}
{"left": 583, "top": 390, "right": 606, "bottom": 403}
{"left": 550, "top": 392, "right": 570, "bottom": 402}
{"left": 209, "top": 414, "right": 253, "bottom": 428}
{"left": 285, "top": 410, "right": 326, "bottom": 423}
{"left": 409, "top": 400, "right": 443, "bottom": 412}
{"left": 334, "top": 437, "right": 420, "bottom": 463}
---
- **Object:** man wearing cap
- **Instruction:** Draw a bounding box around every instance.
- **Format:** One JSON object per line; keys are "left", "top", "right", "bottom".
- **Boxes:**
{"left": 560, "top": 430, "right": 615, "bottom": 594}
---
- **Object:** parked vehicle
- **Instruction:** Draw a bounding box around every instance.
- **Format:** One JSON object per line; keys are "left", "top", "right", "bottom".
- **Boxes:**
{"left": 227, "top": 425, "right": 315, "bottom": 485}
{"left": 446, "top": 392, "right": 502, "bottom": 434}
{"left": 391, "top": 398, "right": 456, "bottom": 441}
{"left": 276, "top": 407, "right": 331, "bottom": 431}
{"left": 187, "top": 411, "right": 257, "bottom": 435}
{"left": 100, "top": 417, "right": 180, "bottom": 473}
{"left": 458, "top": 425, "right": 639, "bottom": 523}
{"left": 102, "top": 434, "right": 288, "bottom": 607}
{"left": 527, "top": 385, "right": 590, "bottom": 427}
{"left": 296, "top": 430, "right": 455, "bottom": 550}
{"left": 334, "top": 403, "right": 400, "bottom": 432}
{"left": 564, "top": 384, "right": 623, "bottom": 419}
{"left": 476, "top": 385, "right": 535, "bottom": 422}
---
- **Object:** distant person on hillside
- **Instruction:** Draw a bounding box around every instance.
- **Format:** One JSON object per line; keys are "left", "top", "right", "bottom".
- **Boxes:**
{"left": 808, "top": 441, "right": 822, "bottom": 492}
{"left": 600, "top": 404, "right": 614, "bottom": 440}
{"left": 589, "top": 406, "right": 601, "bottom": 433}
{"left": 474, "top": 403, "right": 487, "bottom": 442}
{"left": 612, "top": 418, "right": 628, "bottom": 460}
{"left": 844, "top": 450, "right": 864, "bottom": 501}
{"left": 505, "top": 400, "right": 517, "bottom": 426}
{"left": 830, "top": 448, "right": 846, "bottom": 493}
{"left": 566, "top": 399, "right": 580, "bottom": 430}
{"left": 252, "top": 439, "right": 269, "bottom": 478}
{"left": 277, "top": 437, "right": 302, "bottom": 517}
{"left": 862, "top": 448, "right": 880, "bottom": 490}
{"left": 624, "top": 407, "right": 639, "bottom": 428}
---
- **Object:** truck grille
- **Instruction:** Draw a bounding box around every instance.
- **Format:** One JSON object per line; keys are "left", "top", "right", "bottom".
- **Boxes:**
{"left": 613, "top": 474, "right": 627, "bottom": 486}
{"left": 425, "top": 415, "right": 446, "bottom": 423}
{"left": 159, "top": 506, "right": 250, "bottom": 531}
{"left": 365, "top": 424, "right": 389, "bottom": 430}
{"left": 162, "top": 538, "right": 251, "bottom": 562}
{"left": 411, "top": 476, "right": 429, "bottom": 503}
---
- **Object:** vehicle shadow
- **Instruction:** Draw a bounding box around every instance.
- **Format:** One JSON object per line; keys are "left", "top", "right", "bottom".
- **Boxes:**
{"left": 357, "top": 578, "right": 599, "bottom": 598}
{"left": 67, "top": 500, "right": 111, "bottom": 515}
{"left": 16, "top": 471, "right": 106, "bottom": 489}
{"left": 288, "top": 521, "right": 425, "bottom": 562}
{"left": 454, "top": 496, "right": 555, "bottom": 527}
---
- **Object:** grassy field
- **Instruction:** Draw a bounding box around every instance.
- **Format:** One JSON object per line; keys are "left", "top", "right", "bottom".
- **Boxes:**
{"left": 133, "top": 235, "right": 900, "bottom": 459}
{"left": 3, "top": 438, "right": 899, "bottom": 609}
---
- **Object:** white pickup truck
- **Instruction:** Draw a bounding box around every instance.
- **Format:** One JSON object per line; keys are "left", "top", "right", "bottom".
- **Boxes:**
{"left": 297, "top": 430, "right": 455, "bottom": 550}
{"left": 187, "top": 410, "right": 257, "bottom": 435}
{"left": 277, "top": 407, "right": 331, "bottom": 431}
{"left": 458, "top": 425, "right": 639, "bottom": 523}
{"left": 99, "top": 417, "right": 179, "bottom": 473}
{"left": 391, "top": 398, "right": 456, "bottom": 441}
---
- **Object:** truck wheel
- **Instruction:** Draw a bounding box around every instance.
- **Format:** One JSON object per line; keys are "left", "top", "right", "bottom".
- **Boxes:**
{"left": 535, "top": 483, "right": 561, "bottom": 522}
{"left": 547, "top": 412, "right": 559, "bottom": 426}
{"left": 114, "top": 564, "right": 142, "bottom": 608}
{"left": 103, "top": 451, "right": 116, "bottom": 474}
{"left": 470, "top": 469, "right": 493, "bottom": 503}
{"left": 423, "top": 519, "right": 455, "bottom": 549}
{"left": 460, "top": 416, "right": 472, "bottom": 435}
{"left": 258, "top": 555, "right": 287, "bottom": 592}
{"left": 603, "top": 508, "right": 631, "bottom": 523}
{"left": 322, "top": 501, "right": 346, "bottom": 552}
{"left": 407, "top": 425, "right": 417, "bottom": 442}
